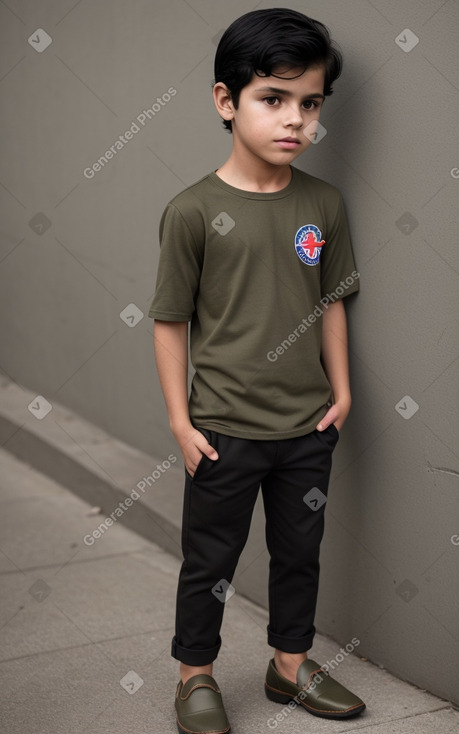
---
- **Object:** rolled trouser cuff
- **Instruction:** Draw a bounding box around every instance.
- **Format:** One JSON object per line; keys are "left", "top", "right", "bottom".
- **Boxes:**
{"left": 171, "top": 635, "right": 222, "bottom": 665}
{"left": 267, "top": 624, "right": 315, "bottom": 653}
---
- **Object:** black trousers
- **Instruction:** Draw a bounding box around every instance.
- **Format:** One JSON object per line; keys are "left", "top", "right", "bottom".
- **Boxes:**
{"left": 171, "top": 424, "right": 339, "bottom": 666}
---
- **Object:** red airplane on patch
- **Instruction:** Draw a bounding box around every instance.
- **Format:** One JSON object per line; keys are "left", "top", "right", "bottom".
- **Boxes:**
{"left": 300, "top": 231, "right": 326, "bottom": 257}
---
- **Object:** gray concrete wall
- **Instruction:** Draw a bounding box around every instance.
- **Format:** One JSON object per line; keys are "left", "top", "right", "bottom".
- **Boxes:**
{"left": 1, "top": 0, "right": 458, "bottom": 704}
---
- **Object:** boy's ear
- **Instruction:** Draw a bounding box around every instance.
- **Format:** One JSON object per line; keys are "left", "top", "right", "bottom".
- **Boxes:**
{"left": 213, "top": 82, "right": 235, "bottom": 122}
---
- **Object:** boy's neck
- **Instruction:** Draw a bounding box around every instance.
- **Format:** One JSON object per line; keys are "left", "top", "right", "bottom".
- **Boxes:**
{"left": 215, "top": 152, "right": 293, "bottom": 193}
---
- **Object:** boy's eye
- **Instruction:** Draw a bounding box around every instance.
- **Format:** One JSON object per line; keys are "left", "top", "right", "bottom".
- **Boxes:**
{"left": 262, "top": 97, "right": 320, "bottom": 110}
{"left": 263, "top": 96, "right": 280, "bottom": 106}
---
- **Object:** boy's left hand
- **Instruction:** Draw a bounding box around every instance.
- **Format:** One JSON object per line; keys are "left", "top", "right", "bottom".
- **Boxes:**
{"left": 316, "top": 397, "right": 351, "bottom": 433}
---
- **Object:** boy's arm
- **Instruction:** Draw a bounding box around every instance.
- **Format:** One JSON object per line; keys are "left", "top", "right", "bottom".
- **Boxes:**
{"left": 153, "top": 320, "right": 218, "bottom": 476}
{"left": 316, "top": 299, "right": 352, "bottom": 432}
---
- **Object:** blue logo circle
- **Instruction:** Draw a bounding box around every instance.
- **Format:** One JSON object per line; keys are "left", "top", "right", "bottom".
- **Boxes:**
{"left": 295, "top": 224, "right": 326, "bottom": 266}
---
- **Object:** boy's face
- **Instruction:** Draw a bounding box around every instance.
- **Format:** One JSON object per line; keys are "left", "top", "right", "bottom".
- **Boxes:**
{"left": 224, "top": 65, "right": 326, "bottom": 165}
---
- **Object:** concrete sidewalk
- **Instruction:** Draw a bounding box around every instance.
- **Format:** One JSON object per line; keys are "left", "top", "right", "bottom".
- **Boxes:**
{"left": 0, "top": 448, "right": 457, "bottom": 734}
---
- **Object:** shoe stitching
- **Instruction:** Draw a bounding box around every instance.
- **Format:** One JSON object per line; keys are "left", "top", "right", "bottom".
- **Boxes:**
{"left": 271, "top": 659, "right": 326, "bottom": 691}
{"left": 179, "top": 682, "right": 222, "bottom": 701}
{"left": 298, "top": 697, "right": 365, "bottom": 715}
{"left": 265, "top": 682, "right": 365, "bottom": 715}
{"left": 302, "top": 666, "right": 327, "bottom": 690}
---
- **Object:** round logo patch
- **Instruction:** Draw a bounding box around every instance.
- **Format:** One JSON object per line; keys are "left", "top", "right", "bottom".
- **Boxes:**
{"left": 295, "top": 224, "right": 326, "bottom": 266}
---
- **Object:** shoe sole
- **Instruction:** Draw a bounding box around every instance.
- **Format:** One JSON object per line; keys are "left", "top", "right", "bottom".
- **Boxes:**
{"left": 265, "top": 683, "right": 366, "bottom": 719}
{"left": 176, "top": 719, "right": 231, "bottom": 734}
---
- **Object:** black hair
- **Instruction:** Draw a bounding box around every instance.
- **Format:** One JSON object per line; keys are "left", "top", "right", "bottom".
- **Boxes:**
{"left": 214, "top": 7, "right": 342, "bottom": 132}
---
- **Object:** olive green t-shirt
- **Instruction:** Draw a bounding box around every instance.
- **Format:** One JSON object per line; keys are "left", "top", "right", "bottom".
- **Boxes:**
{"left": 149, "top": 165, "right": 359, "bottom": 440}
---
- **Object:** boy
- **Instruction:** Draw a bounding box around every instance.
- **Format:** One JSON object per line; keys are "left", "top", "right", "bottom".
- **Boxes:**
{"left": 149, "top": 8, "right": 365, "bottom": 733}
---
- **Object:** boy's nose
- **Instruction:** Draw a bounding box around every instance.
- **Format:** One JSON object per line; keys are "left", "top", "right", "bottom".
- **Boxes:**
{"left": 284, "top": 105, "right": 304, "bottom": 127}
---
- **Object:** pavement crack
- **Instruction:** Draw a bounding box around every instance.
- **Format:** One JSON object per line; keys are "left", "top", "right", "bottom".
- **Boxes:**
{"left": 427, "top": 461, "right": 459, "bottom": 478}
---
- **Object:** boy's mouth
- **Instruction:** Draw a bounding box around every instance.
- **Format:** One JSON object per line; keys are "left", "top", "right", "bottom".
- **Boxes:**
{"left": 275, "top": 137, "right": 302, "bottom": 149}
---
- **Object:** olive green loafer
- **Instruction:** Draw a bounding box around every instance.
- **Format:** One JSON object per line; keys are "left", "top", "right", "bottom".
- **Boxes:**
{"left": 175, "top": 674, "right": 230, "bottom": 734}
{"left": 265, "top": 658, "right": 366, "bottom": 719}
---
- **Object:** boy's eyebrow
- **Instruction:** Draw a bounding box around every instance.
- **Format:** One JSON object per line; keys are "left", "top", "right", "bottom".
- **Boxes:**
{"left": 255, "top": 86, "right": 325, "bottom": 100}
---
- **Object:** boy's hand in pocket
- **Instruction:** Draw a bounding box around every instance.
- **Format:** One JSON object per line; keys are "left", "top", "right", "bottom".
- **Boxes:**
{"left": 173, "top": 423, "right": 219, "bottom": 478}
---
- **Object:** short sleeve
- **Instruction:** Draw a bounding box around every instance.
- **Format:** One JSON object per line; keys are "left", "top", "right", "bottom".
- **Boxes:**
{"left": 320, "top": 192, "right": 360, "bottom": 299}
{"left": 148, "top": 203, "right": 204, "bottom": 321}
